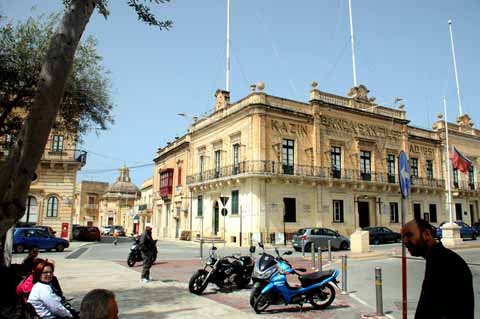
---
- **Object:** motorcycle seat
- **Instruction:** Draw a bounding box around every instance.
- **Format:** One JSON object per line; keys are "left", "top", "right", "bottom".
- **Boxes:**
{"left": 298, "top": 270, "right": 334, "bottom": 287}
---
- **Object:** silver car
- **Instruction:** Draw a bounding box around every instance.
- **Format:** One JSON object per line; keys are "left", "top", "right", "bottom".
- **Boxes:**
{"left": 292, "top": 228, "right": 350, "bottom": 251}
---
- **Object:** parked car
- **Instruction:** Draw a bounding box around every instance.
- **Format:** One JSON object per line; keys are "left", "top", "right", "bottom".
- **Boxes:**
{"left": 101, "top": 225, "right": 114, "bottom": 235}
{"left": 363, "top": 226, "right": 401, "bottom": 245}
{"left": 473, "top": 222, "right": 480, "bottom": 236}
{"left": 13, "top": 227, "right": 69, "bottom": 253}
{"left": 107, "top": 225, "right": 126, "bottom": 236}
{"left": 292, "top": 227, "right": 350, "bottom": 252}
{"left": 436, "top": 221, "right": 477, "bottom": 240}
{"left": 35, "top": 226, "right": 57, "bottom": 237}
{"left": 72, "top": 226, "right": 101, "bottom": 242}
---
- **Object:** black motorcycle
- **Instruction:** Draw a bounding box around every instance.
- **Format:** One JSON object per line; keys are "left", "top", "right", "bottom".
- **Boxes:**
{"left": 188, "top": 245, "right": 256, "bottom": 295}
{"left": 127, "top": 236, "right": 157, "bottom": 267}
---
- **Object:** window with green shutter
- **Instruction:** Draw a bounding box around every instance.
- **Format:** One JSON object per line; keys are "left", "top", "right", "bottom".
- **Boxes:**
{"left": 231, "top": 190, "right": 239, "bottom": 215}
{"left": 197, "top": 196, "right": 203, "bottom": 217}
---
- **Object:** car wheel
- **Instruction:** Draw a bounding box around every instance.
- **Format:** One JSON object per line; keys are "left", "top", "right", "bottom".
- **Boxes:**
{"left": 340, "top": 241, "right": 349, "bottom": 250}
{"left": 293, "top": 247, "right": 300, "bottom": 252}
{"left": 472, "top": 233, "right": 477, "bottom": 241}
{"left": 56, "top": 244, "right": 65, "bottom": 252}
{"left": 372, "top": 238, "right": 380, "bottom": 245}
{"left": 396, "top": 237, "right": 402, "bottom": 243}
{"left": 14, "top": 244, "right": 25, "bottom": 253}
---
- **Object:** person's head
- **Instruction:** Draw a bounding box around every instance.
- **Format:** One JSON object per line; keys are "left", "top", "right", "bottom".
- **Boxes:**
{"left": 32, "top": 260, "right": 55, "bottom": 283}
{"left": 80, "top": 289, "right": 118, "bottom": 319}
{"left": 28, "top": 247, "right": 39, "bottom": 258}
{"left": 145, "top": 224, "right": 152, "bottom": 234}
{"left": 401, "top": 219, "right": 436, "bottom": 257}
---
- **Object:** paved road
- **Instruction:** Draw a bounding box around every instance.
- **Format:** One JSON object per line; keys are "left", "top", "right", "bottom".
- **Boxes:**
{"left": 13, "top": 239, "right": 479, "bottom": 319}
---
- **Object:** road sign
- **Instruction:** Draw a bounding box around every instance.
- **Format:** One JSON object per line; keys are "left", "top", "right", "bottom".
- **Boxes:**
{"left": 221, "top": 208, "right": 228, "bottom": 217}
{"left": 399, "top": 151, "right": 410, "bottom": 198}
{"left": 220, "top": 196, "right": 229, "bottom": 207}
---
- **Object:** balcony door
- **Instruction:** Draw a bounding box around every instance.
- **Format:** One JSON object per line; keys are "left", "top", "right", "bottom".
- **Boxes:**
{"left": 213, "top": 201, "right": 219, "bottom": 235}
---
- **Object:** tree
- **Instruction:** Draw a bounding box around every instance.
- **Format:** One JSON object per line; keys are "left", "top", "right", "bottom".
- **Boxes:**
{"left": 0, "top": 0, "right": 172, "bottom": 267}
{"left": 0, "top": 13, "right": 114, "bottom": 140}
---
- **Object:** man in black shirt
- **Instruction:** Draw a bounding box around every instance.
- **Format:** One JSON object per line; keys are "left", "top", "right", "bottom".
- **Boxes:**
{"left": 401, "top": 219, "right": 474, "bottom": 319}
{"left": 139, "top": 224, "right": 156, "bottom": 283}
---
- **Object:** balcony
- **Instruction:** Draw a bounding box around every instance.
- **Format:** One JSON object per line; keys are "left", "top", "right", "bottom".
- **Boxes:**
{"left": 451, "top": 180, "right": 479, "bottom": 192}
{"left": 186, "top": 160, "right": 445, "bottom": 189}
{"left": 84, "top": 204, "right": 98, "bottom": 210}
{"left": 159, "top": 168, "right": 174, "bottom": 199}
{"left": 0, "top": 145, "right": 87, "bottom": 167}
{"left": 138, "top": 203, "right": 153, "bottom": 212}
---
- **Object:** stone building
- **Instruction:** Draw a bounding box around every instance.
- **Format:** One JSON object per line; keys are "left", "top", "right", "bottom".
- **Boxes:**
{"left": 98, "top": 166, "right": 139, "bottom": 233}
{"left": 153, "top": 136, "right": 190, "bottom": 240}
{"left": 154, "top": 84, "right": 480, "bottom": 245}
{"left": 0, "top": 130, "right": 87, "bottom": 238}
{"left": 133, "top": 177, "right": 153, "bottom": 234}
{"left": 73, "top": 181, "right": 109, "bottom": 227}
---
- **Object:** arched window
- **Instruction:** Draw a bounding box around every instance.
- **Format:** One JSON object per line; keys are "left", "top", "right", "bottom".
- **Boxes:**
{"left": 46, "top": 196, "right": 59, "bottom": 217}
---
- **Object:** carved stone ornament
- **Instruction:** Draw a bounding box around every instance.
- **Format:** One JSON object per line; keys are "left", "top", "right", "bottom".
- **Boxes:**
{"left": 456, "top": 114, "right": 474, "bottom": 128}
{"left": 347, "top": 85, "right": 376, "bottom": 104}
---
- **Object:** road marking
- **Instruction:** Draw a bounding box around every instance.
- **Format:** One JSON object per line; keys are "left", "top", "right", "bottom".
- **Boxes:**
{"left": 66, "top": 247, "right": 89, "bottom": 259}
{"left": 349, "top": 293, "right": 397, "bottom": 319}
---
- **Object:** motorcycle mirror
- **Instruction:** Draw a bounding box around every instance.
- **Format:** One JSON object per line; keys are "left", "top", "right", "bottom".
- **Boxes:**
{"left": 296, "top": 267, "right": 307, "bottom": 272}
{"left": 283, "top": 251, "right": 293, "bottom": 256}
{"left": 275, "top": 247, "right": 280, "bottom": 256}
{"left": 249, "top": 246, "right": 256, "bottom": 253}
{"left": 212, "top": 246, "right": 217, "bottom": 250}
{"left": 258, "top": 242, "right": 264, "bottom": 249}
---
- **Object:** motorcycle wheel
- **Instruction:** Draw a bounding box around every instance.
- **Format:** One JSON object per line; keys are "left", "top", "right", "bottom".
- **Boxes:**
{"left": 235, "top": 275, "right": 250, "bottom": 289}
{"left": 309, "top": 282, "right": 336, "bottom": 309}
{"left": 253, "top": 293, "right": 270, "bottom": 314}
{"left": 127, "top": 255, "right": 136, "bottom": 267}
{"left": 250, "top": 285, "right": 263, "bottom": 308}
{"left": 188, "top": 270, "right": 209, "bottom": 295}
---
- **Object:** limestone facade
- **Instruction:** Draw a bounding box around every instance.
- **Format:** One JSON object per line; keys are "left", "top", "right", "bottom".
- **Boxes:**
{"left": 73, "top": 181, "right": 109, "bottom": 227}
{"left": 0, "top": 130, "right": 87, "bottom": 238}
{"left": 98, "top": 166, "right": 139, "bottom": 234}
{"left": 133, "top": 177, "right": 153, "bottom": 234}
{"left": 154, "top": 84, "right": 480, "bottom": 245}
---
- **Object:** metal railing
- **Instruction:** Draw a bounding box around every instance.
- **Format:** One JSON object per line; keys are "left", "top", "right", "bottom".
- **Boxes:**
{"left": 452, "top": 180, "right": 479, "bottom": 191}
{"left": 186, "top": 160, "right": 445, "bottom": 188}
{"left": 0, "top": 145, "right": 87, "bottom": 166}
{"left": 41, "top": 148, "right": 87, "bottom": 166}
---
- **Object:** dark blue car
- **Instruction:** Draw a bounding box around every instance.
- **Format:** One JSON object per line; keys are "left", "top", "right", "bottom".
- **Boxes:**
{"left": 436, "top": 221, "right": 477, "bottom": 240}
{"left": 13, "top": 227, "right": 70, "bottom": 253}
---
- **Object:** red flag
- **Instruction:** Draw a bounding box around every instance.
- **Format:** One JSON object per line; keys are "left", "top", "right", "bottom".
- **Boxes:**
{"left": 452, "top": 145, "right": 472, "bottom": 173}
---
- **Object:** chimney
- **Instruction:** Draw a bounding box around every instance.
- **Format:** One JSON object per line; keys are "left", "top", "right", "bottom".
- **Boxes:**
{"left": 215, "top": 89, "right": 230, "bottom": 111}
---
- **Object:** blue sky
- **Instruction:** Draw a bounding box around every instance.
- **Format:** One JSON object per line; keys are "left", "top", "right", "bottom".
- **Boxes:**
{"left": 2, "top": 0, "right": 479, "bottom": 186}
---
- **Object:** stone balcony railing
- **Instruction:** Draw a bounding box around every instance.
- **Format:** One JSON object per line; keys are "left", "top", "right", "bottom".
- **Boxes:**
{"left": 187, "top": 160, "right": 444, "bottom": 189}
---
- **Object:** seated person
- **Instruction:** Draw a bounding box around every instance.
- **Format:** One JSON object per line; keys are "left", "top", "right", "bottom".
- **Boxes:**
{"left": 17, "top": 259, "right": 64, "bottom": 302}
{"left": 27, "top": 260, "right": 72, "bottom": 318}
{"left": 22, "top": 247, "right": 40, "bottom": 276}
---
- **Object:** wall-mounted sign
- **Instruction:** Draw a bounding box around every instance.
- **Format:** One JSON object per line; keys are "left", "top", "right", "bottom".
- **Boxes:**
{"left": 409, "top": 144, "right": 434, "bottom": 157}
{"left": 319, "top": 115, "right": 401, "bottom": 141}
{"left": 272, "top": 120, "right": 308, "bottom": 137}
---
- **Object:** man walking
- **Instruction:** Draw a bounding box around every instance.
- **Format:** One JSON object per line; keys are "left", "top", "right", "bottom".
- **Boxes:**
{"left": 139, "top": 224, "right": 156, "bottom": 283}
{"left": 401, "top": 219, "right": 474, "bottom": 319}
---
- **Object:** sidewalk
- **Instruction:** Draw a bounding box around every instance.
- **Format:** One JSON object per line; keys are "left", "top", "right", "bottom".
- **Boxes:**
{"left": 53, "top": 258, "right": 385, "bottom": 319}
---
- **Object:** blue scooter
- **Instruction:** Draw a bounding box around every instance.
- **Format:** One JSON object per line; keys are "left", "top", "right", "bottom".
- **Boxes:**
{"left": 250, "top": 243, "right": 339, "bottom": 313}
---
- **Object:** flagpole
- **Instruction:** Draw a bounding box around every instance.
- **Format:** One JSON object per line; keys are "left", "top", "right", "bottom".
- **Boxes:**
{"left": 225, "top": 0, "right": 231, "bottom": 92}
{"left": 348, "top": 0, "right": 358, "bottom": 87}
{"left": 448, "top": 20, "right": 463, "bottom": 116}
{"left": 443, "top": 97, "right": 454, "bottom": 224}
